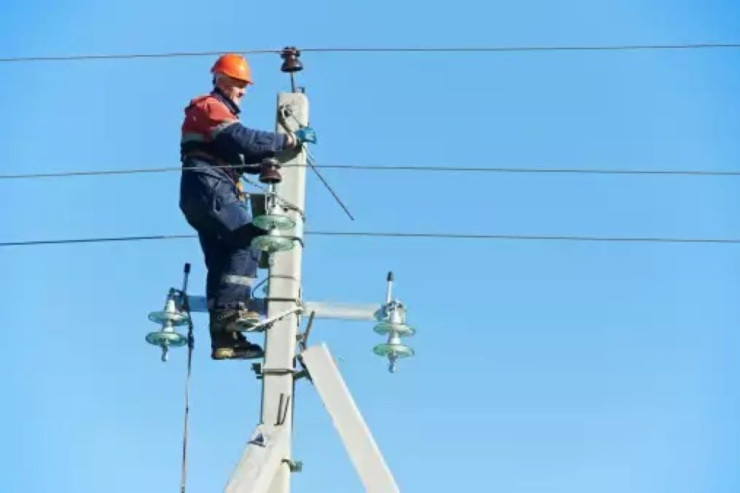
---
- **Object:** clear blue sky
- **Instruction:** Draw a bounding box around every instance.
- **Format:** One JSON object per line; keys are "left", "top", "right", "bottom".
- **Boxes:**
{"left": 1, "top": 1, "right": 739, "bottom": 492}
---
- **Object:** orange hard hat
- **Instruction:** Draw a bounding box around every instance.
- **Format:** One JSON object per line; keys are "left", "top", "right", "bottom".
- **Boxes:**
{"left": 211, "top": 53, "right": 253, "bottom": 84}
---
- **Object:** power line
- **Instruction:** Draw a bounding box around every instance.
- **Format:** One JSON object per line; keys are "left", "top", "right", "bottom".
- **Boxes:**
{"left": 0, "top": 234, "right": 195, "bottom": 246}
{"left": 0, "top": 167, "right": 183, "bottom": 180}
{"left": 308, "top": 231, "right": 740, "bottom": 244}
{"left": 293, "top": 164, "right": 740, "bottom": 177}
{"left": 0, "top": 49, "right": 279, "bottom": 63}
{"left": 1, "top": 231, "right": 739, "bottom": 248}
{"left": 302, "top": 43, "right": 740, "bottom": 53}
{"left": 2, "top": 42, "right": 740, "bottom": 63}
{"left": 2, "top": 164, "right": 739, "bottom": 181}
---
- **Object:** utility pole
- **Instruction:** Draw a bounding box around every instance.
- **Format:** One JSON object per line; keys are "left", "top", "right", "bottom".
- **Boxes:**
{"left": 260, "top": 89, "right": 307, "bottom": 493}
{"left": 145, "top": 47, "right": 416, "bottom": 493}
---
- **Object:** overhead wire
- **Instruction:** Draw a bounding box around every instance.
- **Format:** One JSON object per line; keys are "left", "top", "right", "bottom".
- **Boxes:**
{"left": 307, "top": 231, "right": 740, "bottom": 244}
{"left": 1, "top": 231, "right": 739, "bottom": 247}
{"left": 2, "top": 42, "right": 740, "bottom": 63}
{"left": 0, "top": 49, "right": 279, "bottom": 63}
{"left": 0, "top": 40, "right": 737, "bottom": 184}
{"left": 1, "top": 43, "right": 738, "bottom": 247}
{"left": 290, "top": 164, "right": 740, "bottom": 177}
{"left": 2, "top": 163, "right": 740, "bottom": 181}
{"left": 299, "top": 43, "right": 740, "bottom": 54}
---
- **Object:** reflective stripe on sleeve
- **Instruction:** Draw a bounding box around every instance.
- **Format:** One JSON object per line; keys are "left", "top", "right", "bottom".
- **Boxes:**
{"left": 181, "top": 132, "right": 208, "bottom": 143}
{"left": 210, "top": 120, "right": 238, "bottom": 139}
{"left": 222, "top": 274, "right": 254, "bottom": 287}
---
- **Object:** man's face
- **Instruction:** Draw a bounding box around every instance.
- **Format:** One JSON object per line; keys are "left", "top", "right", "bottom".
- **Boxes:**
{"left": 219, "top": 75, "right": 248, "bottom": 106}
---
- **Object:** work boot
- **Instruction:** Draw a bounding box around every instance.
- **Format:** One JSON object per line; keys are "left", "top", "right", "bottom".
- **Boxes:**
{"left": 211, "top": 332, "right": 264, "bottom": 360}
{"left": 210, "top": 306, "right": 264, "bottom": 360}
{"left": 212, "top": 303, "right": 261, "bottom": 332}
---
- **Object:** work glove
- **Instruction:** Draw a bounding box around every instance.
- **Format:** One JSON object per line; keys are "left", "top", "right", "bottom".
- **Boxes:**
{"left": 292, "top": 126, "right": 317, "bottom": 146}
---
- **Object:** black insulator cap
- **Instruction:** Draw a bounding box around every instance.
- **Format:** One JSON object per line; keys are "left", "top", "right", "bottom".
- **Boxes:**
{"left": 262, "top": 157, "right": 281, "bottom": 168}
{"left": 281, "top": 46, "right": 303, "bottom": 73}
{"left": 387, "top": 271, "right": 394, "bottom": 282}
{"left": 259, "top": 166, "right": 282, "bottom": 184}
{"left": 260, "top": 158, "right": 283, "bottom": 184}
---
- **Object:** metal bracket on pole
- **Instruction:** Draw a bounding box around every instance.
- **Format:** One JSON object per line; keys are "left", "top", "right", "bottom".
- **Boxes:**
{"left": 250, "top": 363, "right": 301, "bottom": 381}
{"left": 242, "top": 307, "right": 304, "bottom": 333}
{"left": 185, "top": 295, "right": 382, "bottom": 322}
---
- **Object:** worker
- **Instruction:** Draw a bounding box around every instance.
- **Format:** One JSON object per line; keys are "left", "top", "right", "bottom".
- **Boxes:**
{"left": 178, "top": 53, "right": 316, "bottom": 360}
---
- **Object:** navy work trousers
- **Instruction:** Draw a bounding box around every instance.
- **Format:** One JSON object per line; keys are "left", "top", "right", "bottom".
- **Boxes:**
{"left": 178, "top": 160, "right": 264, "bottom": 311}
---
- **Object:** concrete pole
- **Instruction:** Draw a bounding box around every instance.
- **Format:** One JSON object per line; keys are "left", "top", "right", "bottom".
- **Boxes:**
{"left": 261, "top": 91, "right": 308, "bottom": 493}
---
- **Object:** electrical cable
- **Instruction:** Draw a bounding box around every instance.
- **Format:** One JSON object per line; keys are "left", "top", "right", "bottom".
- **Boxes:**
{"left": 289, "top": 164, "right": 740, "bottom": 177}
{"left": 306, "top": 231, "right": 740, "bottom": 244}
{"left": 2, "top": 42, "right": 740, "bottom": 63}
{"left": 2, "top": 164, "right": 740, "bottom": 181}
{"left": 0, "top": 234, "right": 196, "bottom": 246}
{"left": 299, "top": 43, "right": 740, "bottom": 54}
{"left": 0, "top": 49, "right": 279, "bottom": 63}
{"left": 306, "top": 151, "right": 355, "bottom": 221}
{"left": 276, "top": 104, "right": 354, "bottom": 220}
{"left": 178, "top": 264, "right": 194, "bottom": 493}
{"left": 1, "top": 231, "right": 740, "bottom": 247}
